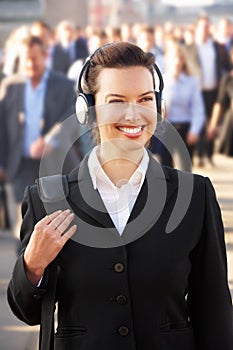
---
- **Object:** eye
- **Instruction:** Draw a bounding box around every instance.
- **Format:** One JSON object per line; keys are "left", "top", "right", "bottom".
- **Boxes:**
{"left": 140, "top": 96, "right": 154, "bottom": 103}
{"left": 108, "top": 99, "right": 125, "bottom": 104}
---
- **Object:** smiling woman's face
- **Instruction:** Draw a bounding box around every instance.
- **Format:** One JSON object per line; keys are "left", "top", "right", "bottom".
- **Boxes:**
{"left": 94, "top": 66, "right": 157, "bottom": 149}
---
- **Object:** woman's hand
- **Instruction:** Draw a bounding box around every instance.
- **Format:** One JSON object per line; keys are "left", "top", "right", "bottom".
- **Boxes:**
{"left": 24, "top": 209, "right": 77, "bottom": 285}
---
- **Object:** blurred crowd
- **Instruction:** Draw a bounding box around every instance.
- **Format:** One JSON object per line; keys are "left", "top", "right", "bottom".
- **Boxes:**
{"left": 0, "top": 14, "right": 233, "bottom": 237}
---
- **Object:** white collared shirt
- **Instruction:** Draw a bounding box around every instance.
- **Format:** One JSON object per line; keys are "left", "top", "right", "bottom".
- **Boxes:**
{"left": 88, "top": 146, "right": 149, "bottom": 235}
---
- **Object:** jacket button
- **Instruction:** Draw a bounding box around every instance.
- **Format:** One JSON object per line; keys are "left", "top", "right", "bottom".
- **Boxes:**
{"left": 118, "top": 326, "right": 129, "bottom": 336}
{"left": 116, "top": 294, "right": 127, "bottom": 304}
{"left": 114, "top": 263, "right": 124, "bottom": 273}
{"left": 33, "top": 294, "right": 41, "bottom": 300}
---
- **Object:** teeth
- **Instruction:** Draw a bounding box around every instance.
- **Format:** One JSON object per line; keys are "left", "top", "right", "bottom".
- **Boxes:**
{"left": 118, "top": 127, "right": 142, "bottom": 134}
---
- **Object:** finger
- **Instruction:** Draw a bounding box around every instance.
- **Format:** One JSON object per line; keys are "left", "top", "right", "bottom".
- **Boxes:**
{"left": 35, "top": 210, "right": 62, "bottom": 227}
{"left": 56, "top": 213, "right": 75, "bottom": 234}
{"left": 48, "top": 209, "right": 71, "bottom": 230}
{"left": 60, "top": 225, "right": 77, "bottom": 245}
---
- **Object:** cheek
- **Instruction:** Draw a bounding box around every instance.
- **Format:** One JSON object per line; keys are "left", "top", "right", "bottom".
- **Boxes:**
{"left": 96, "top": 104, "right": 127, "bottom": 123}
{"left": 97, "top": 124, "right": 118, "bottom": 141}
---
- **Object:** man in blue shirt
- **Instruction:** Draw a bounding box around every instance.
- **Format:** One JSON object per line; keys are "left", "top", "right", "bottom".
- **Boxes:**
{"left": 0, "top": 35, "right": 76, "bottom": 237}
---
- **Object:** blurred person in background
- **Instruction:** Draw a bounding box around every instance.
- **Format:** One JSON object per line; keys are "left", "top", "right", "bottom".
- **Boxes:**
{"left": 185, "top": 15, "right": 230, "bottom": 167}
{"left": 30, "top": 20, "right": 71, "bottom": 75}
{"left": 52, "top": 20, "right": 76, "bottom": 72}
{"left": 67, "top": 29, "right": 108, "bottom": 83}
{"left": 105, "top": 26, "right": 122, "bottom": 43}
{"left": 215, "top": 17, "right": 233, "bottom": 55}
{"left": 182, "top": 25, "right": 202, "bottom": 84}
{"left": 208, "top": 45, "right": 233, "bottom": 157}
{"left": 154, "top": 40, "right": 205, "bottom": 171}
{"left": 1, "top": 25, "right": 30, "bottom": 76}
{"left": 173, "top": 25, "right": 185, "bottom": 45}
{"left": 120, "top": 22, "right": 134, "bottom": 43}
{"left": 153, "top": 24, "right": 166, "bottom": 74}
{"left": 72, "top": 25, "right": 89, "bottom": 62}
{"left": 136, "top": 25, "right": 165, "bottom": 73}
{"left": 0, "top": 35, "right": 76, "bottom": 239}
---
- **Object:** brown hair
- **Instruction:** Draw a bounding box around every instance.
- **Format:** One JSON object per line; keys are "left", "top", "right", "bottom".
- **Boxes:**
{"left": 20, "top": 34, "right": 47, "bottom": 54}
{"left": 82, "top": 41, "right": 156, "bottom": 96}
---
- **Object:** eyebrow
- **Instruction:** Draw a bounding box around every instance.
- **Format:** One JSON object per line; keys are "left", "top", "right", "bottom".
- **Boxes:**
{"left": 105, "top": 91, "right": 155, "bottom": 102}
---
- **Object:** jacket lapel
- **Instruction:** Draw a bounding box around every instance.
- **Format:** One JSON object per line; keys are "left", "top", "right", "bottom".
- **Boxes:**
{"left": 67, "top": 156, "right": 125, "bottom": 247}
{"left": 121, "top": 154, "right": 178, "bottom": 244}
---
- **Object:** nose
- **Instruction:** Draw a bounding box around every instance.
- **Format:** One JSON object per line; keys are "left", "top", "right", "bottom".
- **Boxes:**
{"left": 124, "top": 103, "right": 142, "bottom": 123}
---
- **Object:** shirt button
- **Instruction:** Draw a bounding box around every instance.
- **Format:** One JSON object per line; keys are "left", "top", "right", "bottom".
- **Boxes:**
{"left": 118, "top": 326, "right": 129, "bottom": 336}
{"left": 116, "top": 294, "right": 127, "bottom": 305}
{"left": 114, "top": 263, "right": 124, "bottom": 273}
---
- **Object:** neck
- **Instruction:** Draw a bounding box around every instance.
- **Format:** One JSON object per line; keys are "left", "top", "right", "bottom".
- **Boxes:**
{"left": 30, "top": 70, "right": 45, "bottom": 88}
{"left": 31, "top": 77, "right": 41, "bottom": 88}
{"left": 172, "top": 69, "right": 182, "bottom": 80}
{"left": 98, "top": 143, "right": 144, "bottom": 187}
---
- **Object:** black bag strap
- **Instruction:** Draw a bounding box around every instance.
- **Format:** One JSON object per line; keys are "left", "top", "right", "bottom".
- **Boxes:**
{"left": 36, "top": 174, "right": 70, "bottom": 350}
{"left": 39, "top": 262, "right": 57, "bottom": 350}
{"left": 36, "top": 174, "right": 70, "bottom": 214}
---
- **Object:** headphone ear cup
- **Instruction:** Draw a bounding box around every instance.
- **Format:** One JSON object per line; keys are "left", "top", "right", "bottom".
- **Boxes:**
{"left": 76, "top": 93, "right": 95, "bottom": 124}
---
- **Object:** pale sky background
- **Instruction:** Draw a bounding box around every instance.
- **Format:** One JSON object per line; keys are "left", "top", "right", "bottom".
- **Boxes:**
{"left": 161, "top": 0, "right": 222, "bottom": 6}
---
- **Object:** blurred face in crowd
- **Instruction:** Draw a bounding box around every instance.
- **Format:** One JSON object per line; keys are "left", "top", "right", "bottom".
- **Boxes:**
{"left": 165, "top": 45, "right": 186, "bottom": 78}
{"left": 137, "top": 30, "right": 155, "bottom": 53}
{"left": 20, "top": 43, "right": 47, "bottom": 86}
{"left": 94, "top": 66, "right": 157, "bottom": 151}
{"left": 56, "top": 22, "right": 74, "bottom": 47}
{"left": 183, "top": 27, "right": 195, "bottom": 46}
{"left": 31, "top": 25, "right": 51, "bottom": 49}
{"left": 195, "top": 18, "right": 211, "bottom": 43}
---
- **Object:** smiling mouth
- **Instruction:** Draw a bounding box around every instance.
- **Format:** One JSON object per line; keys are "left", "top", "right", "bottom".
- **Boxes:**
{"left": 117, "top": 126, "right": 144, "bottom": 136}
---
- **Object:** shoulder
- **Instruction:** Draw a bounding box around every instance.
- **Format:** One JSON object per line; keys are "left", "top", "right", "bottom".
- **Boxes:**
{"left": 162, "top": 164, "right": 209, "bottom": 191}
{"left": 0, "top": 75, "right": 27, "bottom": 102}
{"left": 0, "top": 74, "right": 25, "bottom": 88}
{"left": 21, "top": 184, "right": 46, "bottom": 225}
{"left": 48, "top": 70, "right": 74, "bottom": 87}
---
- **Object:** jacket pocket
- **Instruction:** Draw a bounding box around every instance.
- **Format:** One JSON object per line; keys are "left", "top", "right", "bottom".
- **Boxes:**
{"left": 55, "top": 327, "right": 88, "bottom": 349}
{"left": 160, "top": 323, "right": 196, "bottom": 350}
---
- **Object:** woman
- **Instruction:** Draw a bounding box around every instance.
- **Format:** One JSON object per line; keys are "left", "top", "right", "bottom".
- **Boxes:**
{"left": 208, "top": 46, "right": 233, "bottom": 156}
{"left": 7, "top": 42, "right": 233, "bottom": 350}
{"left": 157, "top": 39, "right": 205, "bottom": 170}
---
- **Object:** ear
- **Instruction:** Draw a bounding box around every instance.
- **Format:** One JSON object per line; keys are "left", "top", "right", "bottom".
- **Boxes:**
{"left": 76, "top": 93, "right": 95, "bottom": 124}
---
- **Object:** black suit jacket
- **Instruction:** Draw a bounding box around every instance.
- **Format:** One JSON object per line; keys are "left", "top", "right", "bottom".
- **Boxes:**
{"left": 74, "top": 37, "right": 89, "bottom": 61}
{"left": 51, "top": 44, "right": 71, "bottom": 74}
{"left": 7, "top": 154, "right": 233, "bottom": 350}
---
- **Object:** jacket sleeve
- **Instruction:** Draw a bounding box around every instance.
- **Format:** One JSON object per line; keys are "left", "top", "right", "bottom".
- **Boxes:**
{"left": 7, "top": 185, "right": 53, "bottom": 326}
{"left": 188, "top": 177, "right": 233, "bottom": 349}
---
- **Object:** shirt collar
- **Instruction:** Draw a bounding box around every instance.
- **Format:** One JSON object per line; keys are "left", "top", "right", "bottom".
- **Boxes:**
{"left": 26, "top": 69, "right": 49, "bottom": 89}
{"left": 88, "top": 146, "right": 149, "bottom": 190}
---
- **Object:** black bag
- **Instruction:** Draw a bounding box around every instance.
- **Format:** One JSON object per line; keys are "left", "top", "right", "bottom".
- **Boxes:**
{"left": 0, "top": 181, "right": 11, "bottom": 230}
